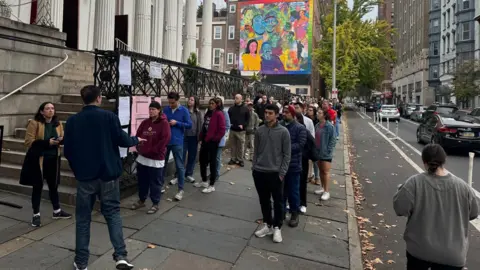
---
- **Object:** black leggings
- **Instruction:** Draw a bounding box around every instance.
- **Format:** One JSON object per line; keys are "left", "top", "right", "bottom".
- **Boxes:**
{"left": 32, "top": 156, "right": 60, "bottom": 214}
{"left": 199, "top": 141, "right": 219, "bottom": 186}
{"left": 407, "top": 252, "right": 463, "bottom": 270}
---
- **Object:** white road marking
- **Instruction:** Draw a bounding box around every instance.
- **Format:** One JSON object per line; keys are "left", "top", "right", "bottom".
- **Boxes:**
{"left": 376, "top": 122, "right": 422, "bottom": 155}
{"left": 403, "top": 118, "right": 420, "bottom": 126}
{"left": 368, "top": 122, "right": 480, "bottom": 231}
{"left": 356, "top": 111, "right": 368, "bottom": 119}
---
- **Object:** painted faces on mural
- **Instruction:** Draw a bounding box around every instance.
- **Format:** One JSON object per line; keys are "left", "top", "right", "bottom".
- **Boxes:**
{"left": 249, "top": 41, "right": 258, "bottom": 55}
{"left": 264, "top": 15, "right": 278, "bottom": 33}
{"left": 262, "top": 43, "right": 273, "bottom": 60}
{"left": 252, "top": 15, "right": 265, "bottom": 35}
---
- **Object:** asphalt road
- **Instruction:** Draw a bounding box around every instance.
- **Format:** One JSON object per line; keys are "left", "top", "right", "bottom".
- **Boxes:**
{"left": 345, "top": 110, "right": 480, "bottom": 270}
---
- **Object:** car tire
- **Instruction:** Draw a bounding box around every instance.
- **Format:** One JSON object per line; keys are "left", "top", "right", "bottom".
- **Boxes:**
{"left": 416, "top": 130, "right": 423, "bottom": 144}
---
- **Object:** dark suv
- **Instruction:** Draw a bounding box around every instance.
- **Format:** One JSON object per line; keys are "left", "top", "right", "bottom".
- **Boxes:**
{"left": 422, "top": 104, "right": 458, "bottom": 121}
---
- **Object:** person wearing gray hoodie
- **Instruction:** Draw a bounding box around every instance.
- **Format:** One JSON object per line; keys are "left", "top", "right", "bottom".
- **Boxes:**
{"left": 252, "top": 104, "right": 291, "bottom": 244}
{"left": 394, "top": 144, "right": 479, "bottom": 269}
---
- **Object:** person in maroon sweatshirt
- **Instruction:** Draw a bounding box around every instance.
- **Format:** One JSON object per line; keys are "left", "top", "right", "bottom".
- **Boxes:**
{"left": 198, "top": 97, "right": 226, "bottom": 194}
{"left": 131, "top": 102, "right": 171, "bottom": 214}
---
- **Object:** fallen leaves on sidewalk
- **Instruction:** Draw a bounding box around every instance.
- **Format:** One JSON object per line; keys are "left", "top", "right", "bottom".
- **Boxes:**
{"left": 147, "top": 244, "right": 156, "bottom": 249}
{"left": 187, "top": 213, "right": 193, "bottom": 217}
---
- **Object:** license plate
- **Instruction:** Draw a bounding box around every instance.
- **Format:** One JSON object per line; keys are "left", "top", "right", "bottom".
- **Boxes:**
{"left": 462, "top": 132, "right": 475, "bottom": 137}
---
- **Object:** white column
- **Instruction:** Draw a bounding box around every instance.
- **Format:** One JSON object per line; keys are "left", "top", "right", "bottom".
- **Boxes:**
{"left": 134, "top": 0, "right": 152, "bottom": 54}
{"left": 183, "top": 0, "right": 197, "bottom": 62}
{"left": 93, "top": 0, "right": 115, "bottom": 50}
{"left": 163, "top": 0, "right": 178, "bottom": 61}
{"left": 176, "top": 1, "right": 184, "bottom": 62}
{"left": 200, "top": 0, "right": 213, "bottom": 69}
{"left": 36, "top": 0, "right": 64, "bottom": 31}
{"left": 151, "top": 0, "right": 164, "bottom": 57}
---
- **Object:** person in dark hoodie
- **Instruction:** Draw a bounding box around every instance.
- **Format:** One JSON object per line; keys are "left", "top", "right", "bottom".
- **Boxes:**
{"left": 130, "top": 102, "right": 171, "bottom": 214}
{"left": 281, "top": 105, "right": 307, "bottom": 228}
{"left": 183, "top": 95, "right": 203, "bottom": 183}
{"left": 198, "top": 97, "right": 226, "bottom": 193}
{"left": 228, "top": 94, "right": 250, "bottom": 167}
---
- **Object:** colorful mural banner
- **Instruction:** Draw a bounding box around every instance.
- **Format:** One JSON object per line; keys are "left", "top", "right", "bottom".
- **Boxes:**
{"left": 239, "top": 0, "right": 313, "bottom": 75}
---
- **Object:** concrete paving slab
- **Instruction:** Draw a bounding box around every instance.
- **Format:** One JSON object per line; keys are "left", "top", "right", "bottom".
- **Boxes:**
{"left": 88, "top": 238, "right": 147, "bottom": 269}
{"left": 234, "top": 246, "right": 346, "bottom": 270}
{"left": 0, "top": 215, "right": 21, "bottom": 231}
{"left": 0, "top": 191, "right": 11, "bottom": 198}
{"left": 131, "top": 219, "right": 247, "bottom": 263}
{"left": 0, "top": 195, "right": 56, "bottom": 226}
{"left": 307, "top": 183, "right": 346, "bottom": 200}
{"left": 311, "top": 197, "right": 347, "bottom": 209}
{"left": 131, "top": 245, "right": 174, "bottom": 269}
{"left": 93, "top": 202, "right": 175, "bottom": 230}
{"left": 160, "top": 207, "right": 257, "bottom": 239}
{"left": 23, "top": 218, "right": 74, "bottom": 241}
{"left": 305, "top": 202, "right": 348, "bottom": 223}
{"left": 249, "top": 227, "right": 349, "bottom": 268}
{"left": 217, "top": 168, "right": 256, "bottom": 187}
{"left": 46, "top": 254, "right": 99, "bottom": 270}
{"left": 213, "top": 181, "right": 258, "bottom": 199}
{"left": 0, "top": 221, "right": 35, "bottom": 244}
{"left": 0, "top": 241, "right": 72, "bottom": 269}
{"left": 42, "top": 222, "right": 136, "bottom": 256}
{"left": 178, "top": 191, "right": 261, "bottom": 222}
{"left": 158, "top": 250, "right": 232, "bottom": 270}
{"left": 304, "top": 216, "right": 348, "bottom": 241}
{"left": 0, "top": 237, "right": 34, "bottom": 258}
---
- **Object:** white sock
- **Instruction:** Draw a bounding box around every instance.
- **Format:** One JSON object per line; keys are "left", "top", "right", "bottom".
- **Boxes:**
{"left": 53, "top": 209, "right": 61, "bottom": 214}
{"left": 33, "top": 213, "right": 40, "bottom": 217}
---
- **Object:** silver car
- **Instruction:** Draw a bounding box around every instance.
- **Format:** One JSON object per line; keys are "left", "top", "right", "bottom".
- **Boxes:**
{"left": 379, "top": 105, "right": 401, "bottom": 121}
{"left": 405, "top": 104, "right": 421, "bottom": 118}
{"left": 410, "top": 105, "right": 427, "bottom": 122}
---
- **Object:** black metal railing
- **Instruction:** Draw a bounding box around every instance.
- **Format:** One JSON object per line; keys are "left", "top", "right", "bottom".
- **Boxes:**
{"left": 0, "top": 125, "right": 3, "bottom": 165}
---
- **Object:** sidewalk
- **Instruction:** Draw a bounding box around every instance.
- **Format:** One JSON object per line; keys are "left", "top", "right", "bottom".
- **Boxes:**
{"left": 0, "top": 125, "right": 361, "bottom": 270}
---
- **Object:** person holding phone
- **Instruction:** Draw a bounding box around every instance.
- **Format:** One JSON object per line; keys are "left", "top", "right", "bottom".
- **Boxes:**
{"left": 20, "top": 102, "right": 72, "bottom": 228}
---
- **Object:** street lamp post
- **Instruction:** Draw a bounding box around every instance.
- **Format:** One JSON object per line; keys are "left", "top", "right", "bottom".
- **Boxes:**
{"left": 332, "top": 0, "right": 337, "bottom": 98}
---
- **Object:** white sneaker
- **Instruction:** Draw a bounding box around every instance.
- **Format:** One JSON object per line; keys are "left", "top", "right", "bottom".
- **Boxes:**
{"left": 73, "top": 262, "right": 87, "bottom": 270}
{"left": 202, "top": 186, "right": 215, "bottom": 193}
{"left": 170, "top": 178, "right": 178, "bottom": 185}
{"left": 286, "top": 203, "right": 290, "bottom": 210}
{"left": 254, "top": 224, "right": 273, "bottom": 238}
{"left": 314, "top": 187, "right": 325, "bottom": 195}
{"left": 174, "top": 190, "right": 184, "bottom": 201}
{"left": 115, "top": 259, "right": 134, "bottom": 270}
{"left": 273, "top": 227, "right": 282, "bottom": 243}
{"left": 320, "top": 192, "right": 331, "bottom": 201}
{"left": 161, "top": 187, "right": 166, "bottom": 194}
{"left": 193, "top": 181, "right": 209, "bottom": 188}
{"left": 300, "top": 206, "right": 307, "bottom": 213}
{"left": 186, "top": 176, "right": 195, "bottom": 183}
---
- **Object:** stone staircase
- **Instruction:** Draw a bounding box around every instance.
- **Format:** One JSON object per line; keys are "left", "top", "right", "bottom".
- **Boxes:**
{"left": 0, "top": 94, "right": 114, "bottom": 205}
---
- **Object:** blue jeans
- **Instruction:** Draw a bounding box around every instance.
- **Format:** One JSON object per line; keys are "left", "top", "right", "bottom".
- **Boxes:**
{"left": 165, "top": 144, "right": 185, "bottom": 190}
{"left": 75, "top": 179, "right": 127, "bottom": 268}
{"left": 283, "top": 171, "right": 301, "bottom": 213}
{"left": 137, "top": 163, "right": 164, "bottom": 204}
{"left": 216, "top": 147, "right": 223, "bottom": 180}
{"left": 313, "top": 161, "right": 320, "bottom": 179}
{"left": 183, "top": 136, "right": 198, "bottom": 177}
{"left": 335, "top": 117, "right": 340, "bottom": 137}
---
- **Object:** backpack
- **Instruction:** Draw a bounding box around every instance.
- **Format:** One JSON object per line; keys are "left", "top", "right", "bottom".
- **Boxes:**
{"left": 304, "top": 131, "right": 320, "bottom": 162}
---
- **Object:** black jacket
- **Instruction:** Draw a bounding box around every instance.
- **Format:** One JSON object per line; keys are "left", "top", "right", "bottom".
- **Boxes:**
{"left": 20, "top": 140, "right": 60, "bottom": 186}
{"left": 228, "top": 103, "right": 250, "bottom": 132}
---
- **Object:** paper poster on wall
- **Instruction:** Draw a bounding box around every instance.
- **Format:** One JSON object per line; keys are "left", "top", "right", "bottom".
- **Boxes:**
{"left": 119, "top": 128, "right": 129, "bottom": 158}
{"left": 119, "top": 55, "right": 132, "bottom": 85}
{"left": 118, "top": 96, "right": 131, "bottom": 126}
{"left": 150, "top": 62, "right": 163, "bottom": 79}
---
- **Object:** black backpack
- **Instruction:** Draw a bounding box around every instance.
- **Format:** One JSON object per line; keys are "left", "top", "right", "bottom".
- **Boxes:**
{"left": 304, "top": 132, "right": 320, "bottom": 162}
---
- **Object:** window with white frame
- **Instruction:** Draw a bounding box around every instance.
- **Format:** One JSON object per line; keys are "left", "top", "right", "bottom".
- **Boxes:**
{"left": 229, "top": 4, "right": 236, "bottom": 13}
{"left": 196, "top": 27, "right": 199, "bottom": 40}
{"left": 227, "top": 53, "right": 234, "bottom": 64}
{"left": 228, "top": 25, "right": 235, "bottom": 40}
{"left": 214, "top": 26, "right": 222, "bottom": 39}
{"left": 462, "top": 22, "right": 470, "bottom": 40}
{"left": 462, "top": 0, "right": 469, "bottom": 10}
{"left": 213, "top": 48, "right": 221, "bottom": 66}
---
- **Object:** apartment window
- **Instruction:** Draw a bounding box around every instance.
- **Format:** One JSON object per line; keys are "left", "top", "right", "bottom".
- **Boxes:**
{"left": 227, "top": 53, "right": 234, "bottom": 64}
{"left": 442, "top": 37, "right": 446, "bottom": 54}
{"left": 452, "top": 6, "right": 455, "bottom": 23}
{"left": 228, "top": 25, "right": 235, "bottom": 40}
{"left": 229, "top": 4, "right": 236, "bottom": 13}
{"left": 196, "top": 27, "right": 199, "bottom": 40}
{"left": 432, "top": 41, "right": 439, "bottom": 55}
{"left": 462, "top": 0, "right": 469, "bottom": 10}
{"left": 432, "top": 65, "right": 439, "bottom": 78}
{"left": 213, "top": 48, "right": 221, "bottom": 66}
{"left": 462, "top": 22, "right": 470, "bottom": 40}
{"left": 214, "top": 26, "right": 222, "bottom": 40}
{"left": 446, "top": 9, "right": 450, "bottom": 27}
{"left": 443, "top": 13, "right": 446, "bottom": 29}
{"left": 446, "top": 35, "right": 450, "bottom": 52}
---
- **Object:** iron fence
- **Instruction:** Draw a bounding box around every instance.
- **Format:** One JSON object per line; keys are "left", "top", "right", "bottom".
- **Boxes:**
{"left": 0, "top": 125, "right": 3, "bottom": 165}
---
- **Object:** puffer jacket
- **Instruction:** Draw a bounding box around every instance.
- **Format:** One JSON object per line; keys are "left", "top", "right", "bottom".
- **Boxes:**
{"left": 283, "top": 120, "right": 307, "bottom": 173}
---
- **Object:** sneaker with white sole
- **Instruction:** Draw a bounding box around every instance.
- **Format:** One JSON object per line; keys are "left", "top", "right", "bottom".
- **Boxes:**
{"left": 299, "top": 206, "right": 307, "bottom": 213}
{"left": 169, "top": 178, "right": 178, "bottom": 185}
{"left": 115, "top": 259, "right": 134, "bottom": 270}
{"left": 193, "top": 181, "right": 209, "bottom": 188}
{"left": 73, "top": 262, "right": 87, "bottom": 270}
{"left": 320, "top": 191, "right": 331, "bottom": 201}
{"left": 202, "top": 186, "right": 215, "bottom": 193}
{"left": 286, "top": 203, "right": 290, "bottom": 210}
{"left": 314, "top": 187, "right": 325, "bottom": 195}
{"left": 174, "top": 190, "right": 184, "bottom": 201}
{"left": 254, "top": 224, "right": 273, "bottom": 238}
{"left": 273, "top": 227, "right": 282, "bottom": 243}
{"left": 186, "top": 176, "right": 195, "bottom": 183}
{"left": 161, "top": 187, "right": 166, "bottom": 193}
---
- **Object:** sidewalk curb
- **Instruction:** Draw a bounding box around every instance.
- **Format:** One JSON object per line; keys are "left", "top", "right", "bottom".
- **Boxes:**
{"left": 342, "top": 117, "right": 363, "bottom": 270}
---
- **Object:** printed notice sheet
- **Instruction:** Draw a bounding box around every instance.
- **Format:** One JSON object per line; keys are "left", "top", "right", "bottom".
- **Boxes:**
{"left": 119, "top": 55, "right": 132, "bottom": 85}
{"left": 118, "top": 96, "right": 130, "bottom": 126}
{"left": 150, "top": 62, "right": 163, "bottom": 79}
{"left": 119, "top": 128, "right": 129, "bottom": 158}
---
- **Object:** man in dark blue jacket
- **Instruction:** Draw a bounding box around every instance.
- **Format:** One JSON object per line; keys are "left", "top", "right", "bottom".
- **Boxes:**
{"left": 281, "top": 105, "right": 307, "bottom": 228}
{"left": 64, "top": 85, "right": 144, "bottom": 270}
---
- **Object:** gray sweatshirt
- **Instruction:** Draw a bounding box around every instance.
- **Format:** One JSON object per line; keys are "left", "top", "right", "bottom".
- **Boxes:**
{"left": 252, "top": 121, "right": 291, "bottom": 177}
{"left": 393, "top": 172, "right": 479, "bottom": 267}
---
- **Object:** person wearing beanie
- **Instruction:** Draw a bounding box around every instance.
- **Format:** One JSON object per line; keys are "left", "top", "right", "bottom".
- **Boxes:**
{"left": 131, "top": 101, "right": 171, "bottom": 214}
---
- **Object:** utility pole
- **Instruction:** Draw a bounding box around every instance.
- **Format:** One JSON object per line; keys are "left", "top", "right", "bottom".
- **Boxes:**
{"left": 332, "top": 0, "right": 337, "bottom": 98}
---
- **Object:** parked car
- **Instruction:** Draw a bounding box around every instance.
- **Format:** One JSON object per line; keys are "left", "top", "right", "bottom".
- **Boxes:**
{"left": 366, "top": 102, "right": 376, "bottom": 112}
{"left": 422, "top": 104, "right": 458, "bottom": 120}
{"left": 410, "top": 105, "right": 427, "bottom": 122}
{"left": 416, "top": 115, "right": 480, "bottom": 152}
{"left": 378, "top": 104, "right": 400, "bottom": 121}
{"left": 455, "top": 108, "right": 480, "bottom": 123}
{"left": 403, "top": 104, "right": 421, "bottom": 118}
